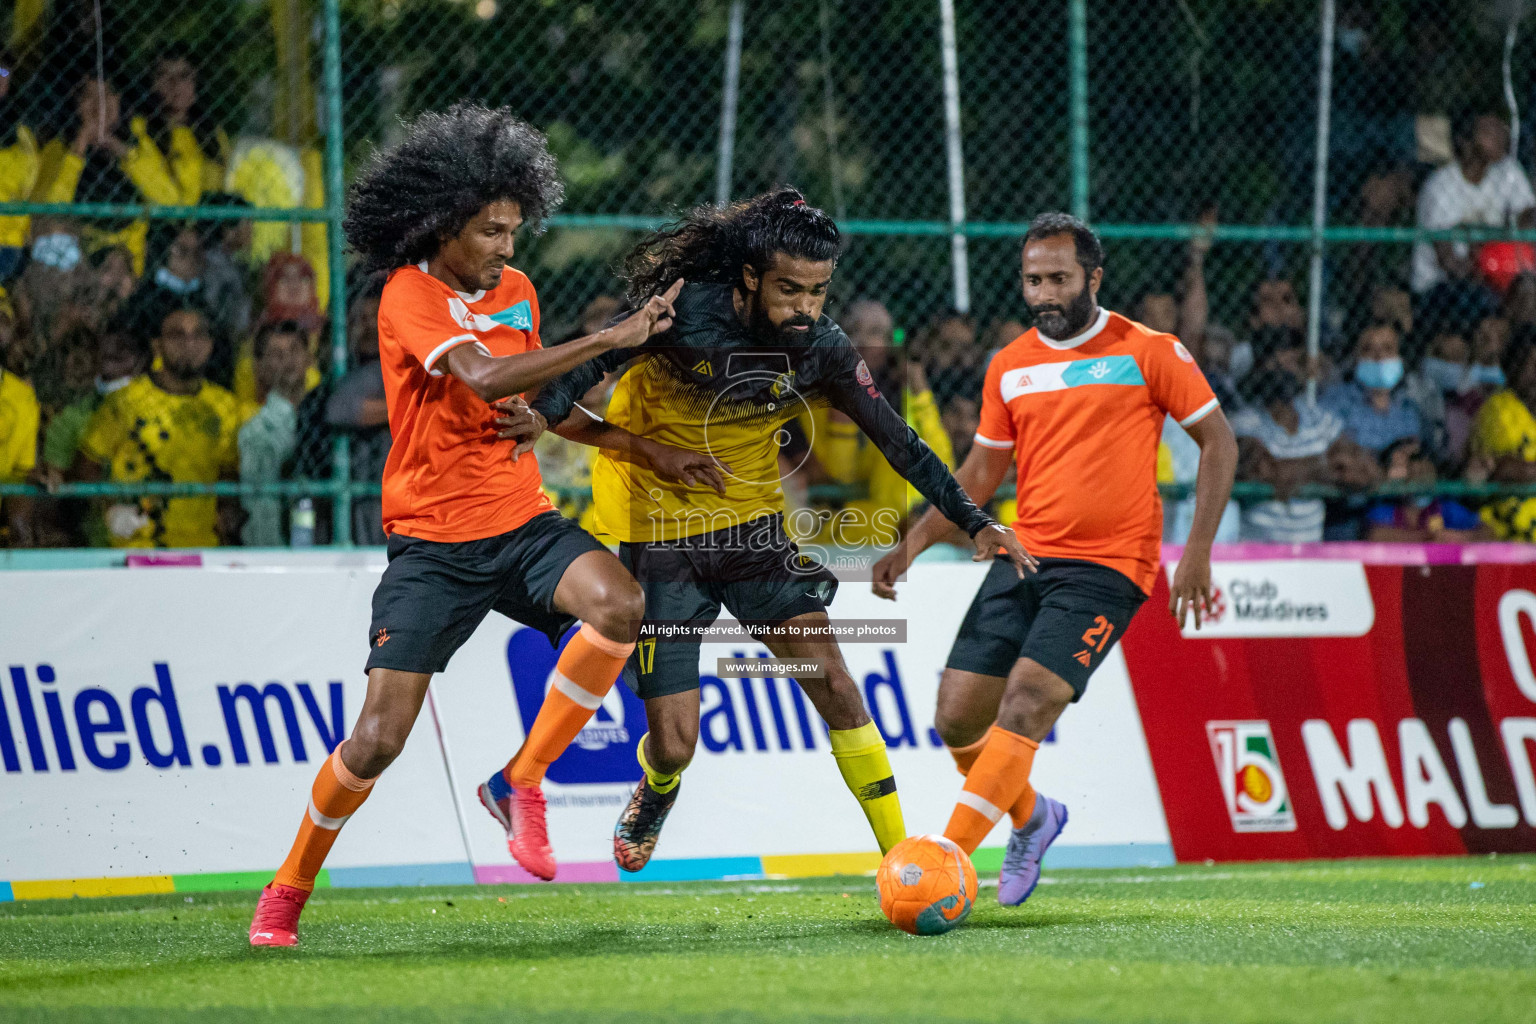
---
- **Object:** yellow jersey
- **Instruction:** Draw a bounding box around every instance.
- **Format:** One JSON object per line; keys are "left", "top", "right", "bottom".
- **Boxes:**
{"left": 532, "top": 283, "right": 992, "bottom": 544}
{"left": 1474, "top": 388, "right": 1536, "bottom": 540}
{"left": 78, "top": 374, "right": 241, "bottom": 548}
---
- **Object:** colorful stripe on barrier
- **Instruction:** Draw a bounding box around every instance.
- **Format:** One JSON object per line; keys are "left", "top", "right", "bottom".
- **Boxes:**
{"left": 0, "top": 844, "right": 1174, "bottom": 902}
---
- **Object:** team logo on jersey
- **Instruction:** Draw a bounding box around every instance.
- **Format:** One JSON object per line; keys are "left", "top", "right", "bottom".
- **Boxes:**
{"left": 1206, "top": 720, "right": 1296, "bottom": 832}
{"left": 769, "top": 370, "right": 797, "bottom": 397}
{"left": 489, "top": 299, "right": 534, "bottom": 331}
{"left": 855, "top": 359, "right": 874, "bottom": 386}
{"left": 448, "top": 296, "right": 532, "bottom": 334}
{"left": 692, "top": 359, "right": 714, "bottom": 376}
{"left": 507, "top": 625, "right": 643, "bottom": 784}
{"left": 1173, "top": 341, "right": 1195, "bottom": 363}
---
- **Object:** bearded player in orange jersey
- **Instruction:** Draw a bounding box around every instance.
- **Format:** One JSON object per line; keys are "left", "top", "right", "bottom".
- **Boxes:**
{"left": 872, "top": 212, "right": 1237, "bottom": 907}
{"left": 248, "top": 105, "right": 716, "bottom": 946}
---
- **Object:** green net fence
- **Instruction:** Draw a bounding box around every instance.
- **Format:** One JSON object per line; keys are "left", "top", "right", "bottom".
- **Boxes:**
{"left": 6, "top": 0, "right": 1536, "bottom": 549}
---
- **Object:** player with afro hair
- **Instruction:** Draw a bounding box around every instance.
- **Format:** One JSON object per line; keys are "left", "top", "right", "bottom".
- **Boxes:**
{"left": 344, "top": 103, "right": 565, "bottom": 273}
{"left": 249, "top": 105, "right": 709, "bottom": 947}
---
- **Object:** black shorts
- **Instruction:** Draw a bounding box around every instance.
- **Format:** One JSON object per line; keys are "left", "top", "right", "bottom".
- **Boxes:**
{"left": 620, "top": 513, "right": 838, "bottom": 700}
{"left": 945, "top": 557, "right": 1146, "bottom": 699}
{"left": 365, "top": 511, "right": 609, "bottom": 675}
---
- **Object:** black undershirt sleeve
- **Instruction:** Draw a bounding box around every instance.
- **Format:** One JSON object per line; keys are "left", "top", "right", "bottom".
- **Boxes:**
{"left": 821, "top": 343, "right": 996, "bottom": 537}
{"left": 528, "top": 344, "right": 639, "bottom": 425}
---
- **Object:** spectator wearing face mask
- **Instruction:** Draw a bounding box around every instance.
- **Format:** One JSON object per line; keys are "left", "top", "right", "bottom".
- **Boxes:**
{"left": 1468, "top": 313, "right": 1512, "bottom": 393}
{"left": 1229, "top": 367, "right": 1345, "bottom": 543}
{"left": 8, "top": 220, "right": 99, "bottom": 379}
{"left": 1407, "top": 327, "right": 1473, "bottom": 471}
{"left": 1321, "top": 321, "right": 1427, "bottom": 455}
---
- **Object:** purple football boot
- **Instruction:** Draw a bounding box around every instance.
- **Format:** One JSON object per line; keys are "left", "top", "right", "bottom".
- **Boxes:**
{"left": 997, "top": 794, "right": 1068, "bottom": 906}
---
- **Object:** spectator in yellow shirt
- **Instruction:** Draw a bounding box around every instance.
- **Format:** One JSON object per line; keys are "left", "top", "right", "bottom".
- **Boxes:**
{"left": 0, "top": 285, "right": 39, "bottom": 545}
{"left": 141, "top": 46, "right": 228, "bottom": 198}
{"left": 0, "top": 49, "right": 40, "bottom": 281}
{"left": 800, "top": 299, "right": 955, "bottom": 545}
{"left": 75, "top": 300, "right": 240, "bottom": 548}
{"left": 1473, "top": 330, "right": 1536, "bottom": 540}
{"left": 31, "top": 76, "right": 204, "bottom": 275}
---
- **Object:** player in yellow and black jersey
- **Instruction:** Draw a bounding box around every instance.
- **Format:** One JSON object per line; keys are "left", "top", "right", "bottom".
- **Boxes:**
{"left": 522, "top": 188, "right": 1035, "bottom": 872}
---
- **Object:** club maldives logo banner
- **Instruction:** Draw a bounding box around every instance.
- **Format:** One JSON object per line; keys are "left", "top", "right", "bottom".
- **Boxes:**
{"left": 1171, "top": 560, "right": 1375, "bottom": 638}
{"left": 1123, "top": 562, "right": 1536, "bottom": 861}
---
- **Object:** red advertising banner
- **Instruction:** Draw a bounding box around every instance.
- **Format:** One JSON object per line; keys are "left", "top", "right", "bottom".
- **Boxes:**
{"left": 1121, "top": 559, "right": 1536, "bottom": 862}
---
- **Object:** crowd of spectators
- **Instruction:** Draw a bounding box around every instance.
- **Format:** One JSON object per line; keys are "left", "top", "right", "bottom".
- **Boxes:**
{"left": 9, "top": 36, "right": 1536, "bottom": 550}
{"left": 0, "top": 39, "right": 380, "bottom": 549}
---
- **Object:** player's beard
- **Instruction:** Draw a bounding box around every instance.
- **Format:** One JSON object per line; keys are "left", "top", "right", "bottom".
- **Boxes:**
{"left": 1029, "top": 282, "right": 1096, "bottom": 339}
{"left": 747, "top": 297, "right": 816, "bottom": 349}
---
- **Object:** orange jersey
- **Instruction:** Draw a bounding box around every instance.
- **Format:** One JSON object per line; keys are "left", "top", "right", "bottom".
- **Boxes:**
{"left": 376, "top": 263, "right": 554, "bottom": 542}
{"left": 975, "top": 308, "right": 1218, "bottom": 593}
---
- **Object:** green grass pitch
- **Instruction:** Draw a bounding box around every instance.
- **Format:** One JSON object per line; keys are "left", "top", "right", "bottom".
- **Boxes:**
{"left": 2, "top": 856, "right": 1533, "bottom": 1024}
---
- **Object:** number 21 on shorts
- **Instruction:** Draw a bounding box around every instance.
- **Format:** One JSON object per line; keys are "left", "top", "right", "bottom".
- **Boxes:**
{"left": 1081, "top": 615, "right": 1114, "bottom": 653}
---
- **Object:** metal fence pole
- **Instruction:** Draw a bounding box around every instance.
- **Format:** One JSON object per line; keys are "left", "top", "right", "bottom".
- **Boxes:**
{"left": 715, "top": 0, "right": 745, "bottom": 207}
{"left": 1069, "top": 0, "right": 1089, "bottom": 221}
{"left": 938, "top": 0, "right": 970, "bottom": 314}
{"left": 323, "top": 0, "right": 352, "bottom": 544}
{"left": 1305, "top": 0, "right": 1336, "bottom": 406}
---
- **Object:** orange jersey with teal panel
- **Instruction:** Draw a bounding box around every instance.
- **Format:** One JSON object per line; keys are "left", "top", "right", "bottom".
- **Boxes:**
{"left": 974, "top": 308, "right": 1219, "bottom": 594}
{"left": 377, "top": 263, "right": 553, "bottom": 542}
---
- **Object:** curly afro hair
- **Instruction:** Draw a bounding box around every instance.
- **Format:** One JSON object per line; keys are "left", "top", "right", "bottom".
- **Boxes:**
{"left": 344, "top": 104, "right": 565, "bottom": 272}
{"left": 621, "top": 187, "right": 840, "bottom": 304}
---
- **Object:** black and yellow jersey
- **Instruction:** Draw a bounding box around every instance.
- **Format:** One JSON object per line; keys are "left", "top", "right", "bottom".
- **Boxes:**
{"left": 78, "top": 374, "right": 241, "bottom": 548}
{"left": 531, "top": 282, "right": 994, "bottom": 543}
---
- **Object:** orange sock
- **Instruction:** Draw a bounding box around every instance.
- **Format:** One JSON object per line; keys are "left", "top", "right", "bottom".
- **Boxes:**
{"left": 945, "top": 732, "right": 989, "bottom": 775}
{"left": 505, "top": 623, "right": 633, "bottom": 787}
{"left": 948, "top": 726, "right": 1038, "bottom": 827}
{"left": 943, "top": 727, "right": 1039, "bottom": 854}
{"left": 273, "top": 742, "right": 376, "bottom": 892}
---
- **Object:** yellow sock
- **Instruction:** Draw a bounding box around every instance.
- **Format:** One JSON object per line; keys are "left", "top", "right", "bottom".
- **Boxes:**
{"left": 829, "top": 721, "right": 906, "bottom": 854}
{"left": 636, "top": 732, "right": 681, "bottom": 794}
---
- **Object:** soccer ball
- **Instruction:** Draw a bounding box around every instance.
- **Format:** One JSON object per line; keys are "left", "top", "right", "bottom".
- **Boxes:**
{"left": 875, "top": 834, "right": 977, "bottom": 935}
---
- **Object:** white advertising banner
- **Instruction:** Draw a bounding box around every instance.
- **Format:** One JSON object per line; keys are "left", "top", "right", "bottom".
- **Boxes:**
{"left": 0, "top": 558, "right": 1170, "bottom": 892}
{"left": 1168, "top": 559, "right": 1376, "bottom": 639}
